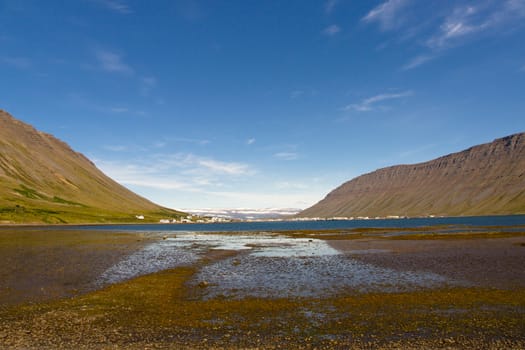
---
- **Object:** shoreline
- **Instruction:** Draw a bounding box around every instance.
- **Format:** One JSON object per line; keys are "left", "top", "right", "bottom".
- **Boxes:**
{"left": 2, "top": 212, "right": 525, "bottom": 227}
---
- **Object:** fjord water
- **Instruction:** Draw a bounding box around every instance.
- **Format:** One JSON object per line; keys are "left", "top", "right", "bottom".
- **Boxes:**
{"left": 81, "top": 214, "right": 525, "bottom": 233}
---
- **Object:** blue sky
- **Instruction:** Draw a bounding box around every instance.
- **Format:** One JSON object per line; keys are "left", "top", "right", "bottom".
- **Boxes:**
{"left": 1, "top": 0, "right": 525, "bottom": 210}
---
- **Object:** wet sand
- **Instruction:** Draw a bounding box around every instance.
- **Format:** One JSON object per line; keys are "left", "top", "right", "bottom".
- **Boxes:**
{"left": 0, "top": 226, "right": 524, "bottom": 349}
{"left": 328, "top": 236, "right": 525, "bottom": 289}
{"left": 0, "top": 227, "right": 152, "bottom": 305}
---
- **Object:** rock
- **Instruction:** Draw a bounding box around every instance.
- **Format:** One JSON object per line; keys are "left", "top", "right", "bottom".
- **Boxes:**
{"left": 198, "top": 281, "right": 209, "bottom": 288}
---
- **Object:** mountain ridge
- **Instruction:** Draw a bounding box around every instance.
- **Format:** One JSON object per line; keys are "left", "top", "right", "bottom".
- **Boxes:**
{"left": 0, "top": 110, "right": 184, "bottom": 224}
{"left": 299, "top": 133, "right": 525, "bottom": 218}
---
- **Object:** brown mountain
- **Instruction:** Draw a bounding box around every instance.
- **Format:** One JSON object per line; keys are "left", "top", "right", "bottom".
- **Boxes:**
{"left": 299, "top": 133, "right": 525, "bottom": 218}
{"left": 0, "top": 110, "right": 184, "bottom": 223}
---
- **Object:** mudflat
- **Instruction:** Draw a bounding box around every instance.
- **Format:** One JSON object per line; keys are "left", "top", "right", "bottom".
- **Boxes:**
{"left": 328, "top": 235, "right": 525, "bottom": 289}
{"left": 0, "top": 226, "right": 524, "bottom": 349}
{"left": 0, "top": 226, "right": 152, "bottom": 305}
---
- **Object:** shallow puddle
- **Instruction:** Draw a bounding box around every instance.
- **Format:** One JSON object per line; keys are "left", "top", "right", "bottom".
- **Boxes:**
{"left": 166, "top": 233, "right": 340, "bottom": 257}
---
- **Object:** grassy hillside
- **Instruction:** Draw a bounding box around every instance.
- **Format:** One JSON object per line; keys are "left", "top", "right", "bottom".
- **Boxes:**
{"left": 0, "top": 110, "right": 185, "bottom": 224}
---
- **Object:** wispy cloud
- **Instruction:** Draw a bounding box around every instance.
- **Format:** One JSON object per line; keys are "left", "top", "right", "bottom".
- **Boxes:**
{"left": 274, "top": 152, "right": 299, "bottom": 161}
{"left": 140, "top": 76, "right": 157, "bottom": 95}
{"left": 96, "top": 0, "right": 132, "bottom": 14}
{"left": 154, "top": 153, "right": 255, "bottom": 177}
{"left": 170, "top": 137, "right": 210, "bottom": 146}
{"left": 246, "top": 138, "right": 256, "bottom": 145}
{"left": 290, "top": 88, "right": 317, "bottom": 99}
{"left": 322, "top": 24, "right": 341, "bottom": 36}
{"left": 363, "top": 1, "right": 525, "bottom": 69}
{"left": 426, "top": 5, "right": 483, "bottom": 49}
{"left": 402, "top": 54, "right": 435, "bottom": 70}
{"left": 95, "top": 153, "right": 255, "bottom": 194}
{"left": 400, "top": 0, "right": 525, "bottom": 69}
{"left": 109, "top": 107, "right": 129, "bottom": 113}
{"left": 95, "top": 153, "right": 325, "bottom": 209}
{"left": 427, "top": 1, "right": 525, "bottom": 50}
{"left": 0, "top": 56, "right": 32, "bottom": 69}
{"left": 195, "top": 157, "right": 253, "bottom": 176}
{"left": 362, "top": 0, "right": 411, "bottom": 31}
{"left": 290, "top": 90, "right": 304, "bottom": 99}
{"left": 342, "top": 90, "right": 413, "bottom": 112}
{"left": 94, "top": 49, "right": 133, "bottom": 74}
{"left": 324, "top": 0, "right": 339, "bottom": 14}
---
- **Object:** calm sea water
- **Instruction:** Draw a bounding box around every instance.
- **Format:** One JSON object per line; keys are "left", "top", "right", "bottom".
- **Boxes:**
{"left": 80, "top": 215, "right": 525, "bottom": 233}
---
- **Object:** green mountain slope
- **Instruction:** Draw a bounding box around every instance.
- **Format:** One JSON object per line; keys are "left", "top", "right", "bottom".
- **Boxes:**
{"left": 0, "top": 110, "right": 185, "bottom": 224}
{"left": 299, "top": 133, "right": 525, "bottom": 218}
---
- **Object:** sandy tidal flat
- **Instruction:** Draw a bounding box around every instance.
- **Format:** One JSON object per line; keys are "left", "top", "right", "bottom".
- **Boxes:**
{"left": 0, "top": 226, "right": 524, "bottom": 349}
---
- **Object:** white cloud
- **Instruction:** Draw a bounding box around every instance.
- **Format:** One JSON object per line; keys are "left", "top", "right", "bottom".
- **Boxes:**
{"left": 94, "top": 153, "right": 333, "bottom": 210}
{"left": 323, "top": 24, "right": 341, "bottom": 36}
{"left": 427, "top": 5, "right": 482, "bottom": 49}
{"left": 187, "top": 190, "right": 321, "bottom": 210}
{"left": 402, "top": 54, "right": 435, "bottom": 70}
{"left": 366, "top": 0, "right": 525, "bottom": 70}
{"left": 247, "top": 138, "right": 256, "bottom": 145}
{"left": 427, "top": 1, "right": 525, "bottom": 50}
{"left": 342, "top": 90, "right": 413, "bottom": 112}
{"left": 274, "top": 152, "right": 299, "bottom": 160}
{"left": 362, "top": 0, "right": 411, "bottom": 31}
{"left": 95, "top": 49, "right": 133, "bottom": 74}
{"left": 97, "top": 0, "right": 132, "bottom": 14}
{"left": 401, "top": 0, "right": 525, "bottom": 69}
{"left": 95, "top": 153, "right": 255, "bottom": 193}
{"left": 196, "top": 158, "right": 253, "bottom": 175}
{"left": 170, "top": 137, "right": 210, "bottom": 146}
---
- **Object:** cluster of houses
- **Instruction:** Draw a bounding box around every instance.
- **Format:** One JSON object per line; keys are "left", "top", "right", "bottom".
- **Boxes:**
{"left": 279, "top": 215, "right": 413, "bottom": 222}
{"left": 137, "top": 214, "right": 429, "bottom": 224}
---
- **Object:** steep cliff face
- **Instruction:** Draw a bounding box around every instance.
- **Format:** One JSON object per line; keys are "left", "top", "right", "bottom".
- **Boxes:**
{"left": 0, "top": 110, "right": 184, "bottom": 223}
{"left": 299, "top": 133, "right": 525, "bottom": 218}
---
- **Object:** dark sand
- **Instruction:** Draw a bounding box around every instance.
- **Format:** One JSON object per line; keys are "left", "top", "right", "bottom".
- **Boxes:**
{"left": 328, "top": 236, "right": 525, "bottom": 289}
{"left": 0, "top": 227, "right": 150, "bottom": 305}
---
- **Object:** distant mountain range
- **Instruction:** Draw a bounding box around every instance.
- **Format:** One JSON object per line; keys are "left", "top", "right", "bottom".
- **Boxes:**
{"left": 0, "top": 110, "right": 184, "bottom": 224}
{"left": 299, "top": 133, "right": 525, "bottom": 218}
